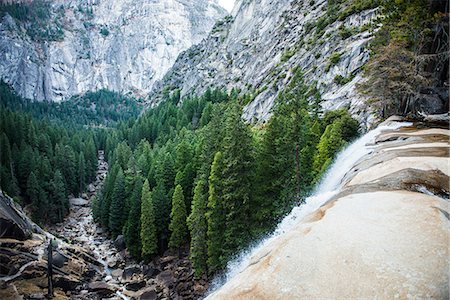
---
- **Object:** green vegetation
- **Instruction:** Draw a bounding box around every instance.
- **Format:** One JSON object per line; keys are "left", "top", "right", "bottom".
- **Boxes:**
{"left": 0, "top": 100, "right": 101, "bottom": 225}
{"left": 334, "top": 74, "right": 355, "bottom": 85}
{"left": 91, "top": 69, "right": 358, "bottom": 277}
{"left": 140, "top": 180, "right": 157, "bottom": 260}
{"left": 280, "top": 48, "right": 295, "bottom": 63}
{"left": 0, "top": 0, "right": 65, "bottom": 42}
{"left": 0, "top": 81, "right": 141, "bottom": 127}
{"left": 329, "top": 52, "right": 342, "bottom": 65}
{"left": 100, "top": 27, "right": 110, "bottom": 37}
{"left": 360, "top": 0, "right": 447, "bottom": 117}
{"left": 169, "top": 185, "right": 189, "bottom": 250}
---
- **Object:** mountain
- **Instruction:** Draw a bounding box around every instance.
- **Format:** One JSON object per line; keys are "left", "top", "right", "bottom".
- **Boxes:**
{"left": 150, "top": 0, "right": 378, "bottom": 127}
{"left": 0, "top": 0, "right": 226, "bottom": 102}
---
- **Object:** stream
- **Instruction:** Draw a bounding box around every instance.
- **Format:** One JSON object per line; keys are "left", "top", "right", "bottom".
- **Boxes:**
{"left": 48, "top": 151, "right": 130, "bottom": 299}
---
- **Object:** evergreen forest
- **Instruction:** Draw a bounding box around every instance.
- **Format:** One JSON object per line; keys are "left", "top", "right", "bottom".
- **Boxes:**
{"left": 0, "top": 70, "right": 359, "bottom": 277}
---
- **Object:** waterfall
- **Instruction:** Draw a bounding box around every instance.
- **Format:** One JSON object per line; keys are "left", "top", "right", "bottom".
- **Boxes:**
{"left": 205, "top": 121, "right": 412, "bottom": 297}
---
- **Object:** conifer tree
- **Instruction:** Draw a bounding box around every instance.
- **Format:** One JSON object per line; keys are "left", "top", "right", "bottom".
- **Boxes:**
{"left": 141, "top": 179, "right": 157, "bottom": 260}
{"left": 109, "top": 168, "right": 126, "bottom": 238}
{"left": 77, "top": 151, "right": 86, "bottom": 196}
{"left": 49, "top": 170, "right": 67, "bottom": 223}
{"left": 187, "top": 176, "right": 208, "bottom": 277}
{"left": 124, "top": 178, "right": 143, "bottom": 259}
{"left": 206, "top": 151, "right": 226, "bottom": 272}
{"left": 152, "top": 182, "right": 170, "bottom": 251}
{"left": 169, "top": 184, "right": 188, "bottom": 250}
{"left": 220, "top": 104, "right": 254, "bottom": 259}
{"left": 26, "top": 171, "right": 39, "bottom": 204}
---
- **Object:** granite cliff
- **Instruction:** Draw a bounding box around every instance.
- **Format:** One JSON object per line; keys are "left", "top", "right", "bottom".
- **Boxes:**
{"left": 0, "top": 0, "right": 226, "bottom": 102}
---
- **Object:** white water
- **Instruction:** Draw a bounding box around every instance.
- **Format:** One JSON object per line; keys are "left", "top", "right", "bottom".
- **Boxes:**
{"left": 206, "top": 121, "right": 412, "bottom": 297}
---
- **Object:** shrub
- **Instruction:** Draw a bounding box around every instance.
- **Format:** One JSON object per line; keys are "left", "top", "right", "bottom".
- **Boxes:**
{"left": 329, "top": 52, "right": 342, "bottom": 65}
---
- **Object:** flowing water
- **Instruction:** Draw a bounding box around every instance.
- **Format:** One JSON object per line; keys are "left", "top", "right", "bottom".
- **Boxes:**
{"left": 206, "top": 121, "right": 413, "bottom": 296}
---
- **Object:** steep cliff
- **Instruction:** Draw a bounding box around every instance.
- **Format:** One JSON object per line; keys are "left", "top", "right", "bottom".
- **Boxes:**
{"left": 151, "top": 0, "right": 379, "bottom": 127}
{"left": 0, "top": 0, "right": 226, "bottom": 102}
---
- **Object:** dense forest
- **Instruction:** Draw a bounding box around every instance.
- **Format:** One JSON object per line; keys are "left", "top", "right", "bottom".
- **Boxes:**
{"left": 0, "top": 69, "right": 359, "bottom": 277}
{"left": 92, "top": 70, "right": 359, "bottom": 277}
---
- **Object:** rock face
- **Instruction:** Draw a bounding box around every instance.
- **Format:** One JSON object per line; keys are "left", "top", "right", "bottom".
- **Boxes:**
{"left": 0, "top": 191, "right": 34, "bottom": 240}
{"left": 0, "top": 0, "right": 226, "bottom": 102}
{"left": 151, "top": 0, "right": 378, "bottom": 127}
{"left": 207, "top": 122, "right": 449, "bottom": 299}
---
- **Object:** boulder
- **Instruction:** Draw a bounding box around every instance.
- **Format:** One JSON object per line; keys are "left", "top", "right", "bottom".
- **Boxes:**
{"left": 0, "top": 192, "right": 33, "bottom": 240}
{"left": 52, "top": 252, "right": 68, "bottom": 268}
{"left": 88, "top": 281, "right": 116, "bottom": 296}
{"left": 69, "top": 198, "right": 89, "bottom": 207}
{"left": 123, "top": 265, "right": 141, "bottom": 279}
{"left": 53, "top": 275, "right": 79, "bottom": 291}
{"left": 114, "top": 235, "right": 126, "bottom": 251}
{"left": 111, "top": 268, "right": 123, "bottom": 279}
{"left": 126, "top": 280, "right": 146, "bottom": 291}
{"left": 138, "top": 287, "right": 158, "bottom": 300}
{"left": 143, "top": 265, "right": 159, "bottom": 278}
{"left": 157, "top": 270, "right": 175, "bottom": 288}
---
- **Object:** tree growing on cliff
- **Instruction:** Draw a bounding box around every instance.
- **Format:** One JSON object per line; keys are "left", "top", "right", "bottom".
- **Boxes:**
{"left": 141, "top": 179, "right": 157, "bottom": 260}
{"left": 168, "top": 184, "right": 188, "bottom": 251}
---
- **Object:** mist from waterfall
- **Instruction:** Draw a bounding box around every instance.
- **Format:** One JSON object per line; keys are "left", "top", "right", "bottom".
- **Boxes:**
{"left": 205, "top": 121, "right": 412, "bottom": 298}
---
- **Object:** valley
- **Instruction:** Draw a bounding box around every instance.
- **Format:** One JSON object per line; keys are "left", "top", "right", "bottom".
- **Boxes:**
{"left": 0, "top": 0, "right": 448, "bottom": 299}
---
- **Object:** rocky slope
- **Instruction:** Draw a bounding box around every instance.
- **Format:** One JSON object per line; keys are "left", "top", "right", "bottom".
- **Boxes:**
{"left": 0, "top": 0, "right": 226, "bottom": 102}
{"left": 150, "top": 0, "right": 379, "bottom": 127}
{"left": 207, "top": 119, "right": 449, "bottom": 299}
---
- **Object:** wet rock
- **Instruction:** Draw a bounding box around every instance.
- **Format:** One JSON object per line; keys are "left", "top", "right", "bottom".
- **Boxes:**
{"left": 193, "top": 283, "right": 207, "bottom": 294}
{"left": 111, "top": 269, "right": 123, "bottom": 279}
{"left": 27, "top": 293, "right": 45, "bottom": 299}
{"left": 0, "top": 191, "right": 34, "bottom": 240}
{"left": 52, "top": 252, "right": 68, "bottom": 268}
{"left": 143, "top": 265, "right": 159, "bottom": 278}
{"left": 123, "top": 265, "right": 141, "bottom": 279}
{"left": 54, "top": 275, "right": 79, "bottom": 291}
{"left": 126, "top": 280, "right": 146, "bottom": 291}
{"left": 114, "top": 235, "right": 126, "bottom": 251}
{"left": 88, "top": 184, "right": 96, "bottom": 193}
{"left": 138, "top": 287, "right": 158, "bottom": 300}
{"left": 88, "top": 281, "right": 116, "bottom": 296}
{"left": 157, "top": 270, "right": 175, "bottom": 288}
{"left": 69, "top": 198, "right": 89, "bottom": 207}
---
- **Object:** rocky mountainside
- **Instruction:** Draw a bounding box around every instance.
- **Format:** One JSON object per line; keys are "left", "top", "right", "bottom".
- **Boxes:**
{"left": 207, "top": 119, "right": 450, "bottom": 299}
{"left": 150, "top": 0, "right": 379, "bottom": 127}
{"left": 0, "top": 0, "right": 226, "bottom": 102}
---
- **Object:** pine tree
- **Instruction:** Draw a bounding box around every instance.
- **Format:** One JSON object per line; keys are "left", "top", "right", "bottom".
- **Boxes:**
{"left": 124, "top": 178, "right": 143, "bottom": 260}
{"left": 26, "top": 172, "right": 39, "bottom": 204}
{"left": 152, "top": 182, "right": 170, "bottom": 251}
{"left": 49, "top": 170, "right": 67, "bottom": 223}
{"left": 220, "top": 104, "right": 254, "bottom": 260}
{"left": 168, "top": 184, "right": 188, "bottom": 251}
{"left": 109, "top": 168, "right": 126, "bottom": 238}
{"left": 140, "top": 179, "right": 157, "bottom": 260}
{"left": 206, "top": 151, "right": 226, "bottom": 272}
{"left": 187, "top": 176, "right": 208, "bottom": 277}
{"left": 77, "top": 151, "right": 86, "bottom": 196}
